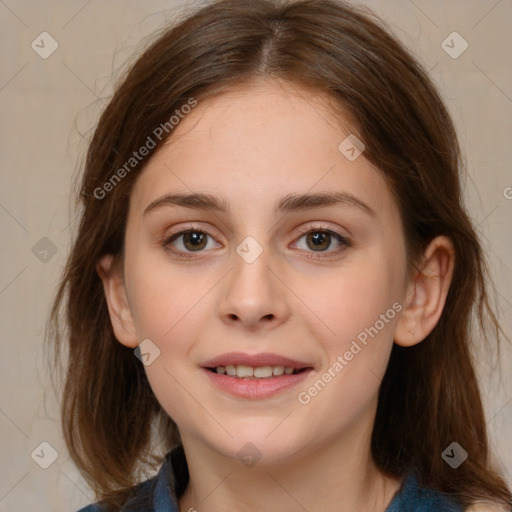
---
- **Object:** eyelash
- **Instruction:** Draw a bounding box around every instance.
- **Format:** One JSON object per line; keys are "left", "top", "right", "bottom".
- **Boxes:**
{"left": 161, "top": 223, "right": 351, "bottom": 260}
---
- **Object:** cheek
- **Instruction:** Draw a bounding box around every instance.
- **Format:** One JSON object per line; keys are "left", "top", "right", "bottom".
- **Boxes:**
{"left": 295, "top": 249, "right": 403, "bottom": 404}
{"left": 125, "top": 260, "right": 213, "bottom": 426}
{"left": 293, "top": 267, "right": 399, "bottom": 431}
{"left": 301, "top": 258, "right": 400, "bottom": 344}
{"left": 126, "top": 248, "right": 211, "bottom": 341}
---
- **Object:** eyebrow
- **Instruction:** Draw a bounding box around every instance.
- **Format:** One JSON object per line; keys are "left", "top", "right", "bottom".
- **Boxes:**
{"left": 143, "top": 191, "right": 376, "bottom": 217}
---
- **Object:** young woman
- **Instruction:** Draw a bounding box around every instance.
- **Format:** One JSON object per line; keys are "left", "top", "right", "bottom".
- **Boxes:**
{"left": 46, "top": 0, "right": 512, "bottom": 510}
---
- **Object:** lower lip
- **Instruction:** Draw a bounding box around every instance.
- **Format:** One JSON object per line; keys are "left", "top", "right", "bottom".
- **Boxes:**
{"left": 201, "top": 368, "right": 314, "bottom": 399}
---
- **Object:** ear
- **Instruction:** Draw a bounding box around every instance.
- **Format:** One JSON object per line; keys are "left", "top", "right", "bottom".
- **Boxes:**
{"left": 96, "top": 254, "right": 139, "bottom": 348}
{"left": 394, "top": 236, "right": 455, "bottom": 347}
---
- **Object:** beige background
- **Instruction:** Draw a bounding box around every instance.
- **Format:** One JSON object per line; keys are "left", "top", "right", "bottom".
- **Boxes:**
{"left": 0, "top": 0, "right": 511, "bottom": 510}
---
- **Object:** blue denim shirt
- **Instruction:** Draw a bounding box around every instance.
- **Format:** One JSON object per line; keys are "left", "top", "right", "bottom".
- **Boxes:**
{"left": 77, "top": 445, "right": 464, "bottom": 511}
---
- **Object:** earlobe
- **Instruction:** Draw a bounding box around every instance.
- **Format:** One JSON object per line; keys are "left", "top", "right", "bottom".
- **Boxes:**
{"left": 394, "top": 236, "right": 455, "bottom": 347}
{"left": 96, "top": 254, "right": 139, "bottom": 348}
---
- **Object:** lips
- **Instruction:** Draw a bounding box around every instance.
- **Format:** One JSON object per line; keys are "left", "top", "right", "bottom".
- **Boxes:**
{"left": 201, "top": 353, "right": 315, "bottom": 399}
{"left": 201, "top": 352, "right": 313, "bottom": 370}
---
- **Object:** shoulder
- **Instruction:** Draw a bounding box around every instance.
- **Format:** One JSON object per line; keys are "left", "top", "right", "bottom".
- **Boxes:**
{"left": 76, "top": 505, "right": 104, "bottom": 512}
{"left": 386, "top": 472, "right": 463, "bottom": 511}
{"left": 411, "top": 485, "right": 464, "bottom": 511}
{"left": 387, "top": 472, "right": 511, "bottom": 512}
{"left": 74, "top": 476, "right": 157, "bottom": 512}
{"left": 73, "top": 447, "right": 184, "bottom": 512}
{"left": 465, "top": 504, "right": 511, "bottom": 512}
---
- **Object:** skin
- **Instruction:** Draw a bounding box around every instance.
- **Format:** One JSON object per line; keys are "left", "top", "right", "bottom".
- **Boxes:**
{"left": 98, "top": 78, "right": 455, "bottom": 512}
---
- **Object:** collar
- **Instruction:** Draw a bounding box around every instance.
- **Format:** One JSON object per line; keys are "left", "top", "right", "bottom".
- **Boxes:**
{"left": 129, "top": 445, "right": 462, "bottom": 511}
{"left": 151, "top": 444, "right": 188, "bottom": 511}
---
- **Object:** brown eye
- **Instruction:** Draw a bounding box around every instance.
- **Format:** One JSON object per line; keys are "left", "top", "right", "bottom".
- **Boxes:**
{"left": 305, "top": 231, "right": 332, "bottom": 251}
{"left": 163, "top": 227, "right": 219, "bottom": 258}
{"left": 293, "top": 227, "right": 351, "bottom": 259}
{"left": 179, "top": 231, "right": 208, "bottom": 251}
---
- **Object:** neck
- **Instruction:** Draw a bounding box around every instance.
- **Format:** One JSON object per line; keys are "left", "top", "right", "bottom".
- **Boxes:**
{"left": 177, "top": 412, "right": 401, "bottom": 512}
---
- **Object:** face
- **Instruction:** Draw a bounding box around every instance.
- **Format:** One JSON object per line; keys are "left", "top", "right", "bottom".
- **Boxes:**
{"left": 108, "top": 79, "right": 410, "bottom": 464}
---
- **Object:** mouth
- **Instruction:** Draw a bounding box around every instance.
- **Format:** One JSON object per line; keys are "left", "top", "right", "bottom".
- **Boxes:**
{"left": 205, "top": 365, "right": 310, "bottom": 379}
{"left": 200, "top": 352, "right": 315, "bottom": 399}
{"left": 201, "top": 352, "right": 314, "bottom": 379}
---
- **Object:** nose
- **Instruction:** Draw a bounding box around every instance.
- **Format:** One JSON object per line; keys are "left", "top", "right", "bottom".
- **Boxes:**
{"left": 217, "top": 248, "right": 290, "bottom": 331}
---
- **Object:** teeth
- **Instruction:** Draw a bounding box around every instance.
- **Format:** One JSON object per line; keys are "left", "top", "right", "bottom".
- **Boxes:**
{"left": 236, "top": 365, "right": 254, "bottom": 378}
{"left": 225, "top": 365, "right": 237, "bottom": 376}
{"left": 254, "top": 366, "right": 273, "bottom": 378}
{"left": 213, "top": 365, "right": 299, "bottom": 378}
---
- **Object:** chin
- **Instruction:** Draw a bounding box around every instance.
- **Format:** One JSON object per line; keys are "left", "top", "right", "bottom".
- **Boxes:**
{"left": 210, "top": 427, "right": 309, "bottom": 467}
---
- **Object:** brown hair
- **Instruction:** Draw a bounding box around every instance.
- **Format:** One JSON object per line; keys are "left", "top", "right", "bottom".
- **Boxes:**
{"left": 46, "top": 0, "right": 512, "bottom": 508}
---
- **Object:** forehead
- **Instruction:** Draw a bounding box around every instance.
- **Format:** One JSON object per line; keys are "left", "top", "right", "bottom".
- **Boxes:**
{"left": 129, "top": 79, "right": 397, "bottom": 223}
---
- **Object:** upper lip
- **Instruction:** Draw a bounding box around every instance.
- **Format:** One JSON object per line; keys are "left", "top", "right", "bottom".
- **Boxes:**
{"left": 202, "top": 352, "right": 313, "bottom": 369}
